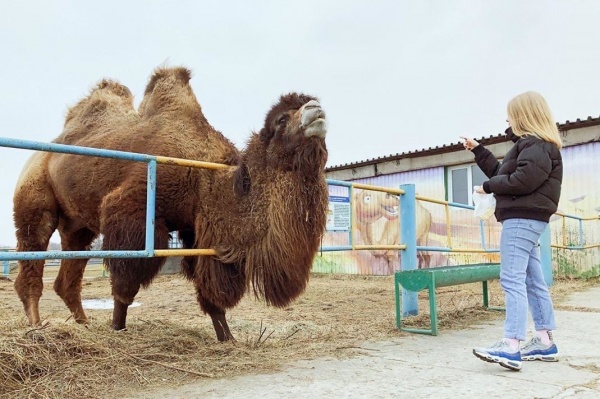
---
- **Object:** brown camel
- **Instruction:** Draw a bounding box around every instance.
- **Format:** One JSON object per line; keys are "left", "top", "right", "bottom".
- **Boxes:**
{"left": 13, "top": 66, "right": 328, "bottom": 342}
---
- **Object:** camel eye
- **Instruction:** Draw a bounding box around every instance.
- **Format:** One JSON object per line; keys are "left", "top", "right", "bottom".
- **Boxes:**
{"left": 363, "top": 195, "right": 371, "bottom": 204}
{"left": 277, "top": 115, "right": 289, "bottom": 125}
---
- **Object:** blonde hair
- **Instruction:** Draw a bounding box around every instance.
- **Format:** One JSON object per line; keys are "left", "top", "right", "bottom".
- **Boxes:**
{"left": 507, "top": 91, "right": 563, "bottom": 149}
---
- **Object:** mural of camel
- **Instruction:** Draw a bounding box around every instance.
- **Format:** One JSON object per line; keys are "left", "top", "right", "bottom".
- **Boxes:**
{"left": 13, "top": 66, "right": 329, "bottom": 342}
{"left": 353, "top": 190, "right": 432, "bottom": 270}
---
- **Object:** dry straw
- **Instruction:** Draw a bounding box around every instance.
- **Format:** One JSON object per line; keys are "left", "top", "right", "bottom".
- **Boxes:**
{"left": 0, "top": 273, "right": 596, "bottom": 399}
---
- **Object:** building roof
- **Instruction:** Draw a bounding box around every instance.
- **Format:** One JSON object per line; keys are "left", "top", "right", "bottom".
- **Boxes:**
{"left": 326, "top": 115, "right": 600, "bottom": 172}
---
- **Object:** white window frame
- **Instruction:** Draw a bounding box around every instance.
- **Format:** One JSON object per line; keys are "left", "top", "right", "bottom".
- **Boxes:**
{"left": 447, "top": 164, "right": 486, "bottom": 205}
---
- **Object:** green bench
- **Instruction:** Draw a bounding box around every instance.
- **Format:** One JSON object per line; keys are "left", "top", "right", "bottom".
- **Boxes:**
{"left": 395, "top": 263, "right": 503, "bottom": 336}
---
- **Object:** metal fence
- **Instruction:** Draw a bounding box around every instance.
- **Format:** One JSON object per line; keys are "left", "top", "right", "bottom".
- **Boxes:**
{"left": 1, "top": 136, "right": 597, "bottom": 281}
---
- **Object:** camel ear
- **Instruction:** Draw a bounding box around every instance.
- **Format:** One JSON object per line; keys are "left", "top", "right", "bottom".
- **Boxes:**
{"left": 259, "top": 126, "right": 274, "bottom": 143}
{"left": 233, "top": 163, "right": 251, "bottom": 196}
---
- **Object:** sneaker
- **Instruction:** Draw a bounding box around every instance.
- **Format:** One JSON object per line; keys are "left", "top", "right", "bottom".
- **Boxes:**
{"left": 521, "top": 336, "right": 559, "bottom": 362}
{"left": 473, "top": 340, "right": 522, "bottom": 371}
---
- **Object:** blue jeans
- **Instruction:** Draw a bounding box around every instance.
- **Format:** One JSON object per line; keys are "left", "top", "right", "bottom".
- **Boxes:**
{"left": 500, "top": 218, "right": 556, "bottom": 341}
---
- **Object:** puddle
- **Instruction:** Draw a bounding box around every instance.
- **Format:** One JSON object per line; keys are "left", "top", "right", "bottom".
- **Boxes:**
{"left": 82, "top": 299, "right": 141, "bottom": 310}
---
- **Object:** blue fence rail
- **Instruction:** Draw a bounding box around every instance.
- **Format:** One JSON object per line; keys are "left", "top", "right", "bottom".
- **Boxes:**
{"left": 0, "top": 136, "right": 520, "bottom": 269}
{"left": 0, "top": 137, "right": 499, "bottom": 287}
{"left": 0, "top": 137, "right": 228, "bottom": 262}
{"left": 0, "top": 137, "right": 416, "bottom": 262}
{"left": 0, "top": 137, "right": 159, "bottom": 261}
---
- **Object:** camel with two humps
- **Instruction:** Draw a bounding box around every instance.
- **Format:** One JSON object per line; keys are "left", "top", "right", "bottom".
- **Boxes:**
{"left": 13, "top": 66, "right": 329, "bottom": 342}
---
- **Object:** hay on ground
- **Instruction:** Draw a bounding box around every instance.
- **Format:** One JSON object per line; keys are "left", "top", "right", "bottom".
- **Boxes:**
{"left": 0, "top": 273, "right": 597, "bottom": 399}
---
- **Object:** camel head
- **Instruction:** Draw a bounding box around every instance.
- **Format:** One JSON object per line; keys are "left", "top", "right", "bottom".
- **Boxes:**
{"left": 354, "top": 191, "right": 399, "bottom": 223}
{"left": 260, "top": 93, "right": 327, "bottom": 139}
{"left": 235, "top": 93, "right": 328, "bottom": 195}
{"left": 259, "top": 93, "right": 327, "bottom": 169}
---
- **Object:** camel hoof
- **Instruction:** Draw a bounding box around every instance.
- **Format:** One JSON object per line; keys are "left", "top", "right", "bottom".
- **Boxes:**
{"left": 218, "top": 335, "right": 237, "bottom": 343}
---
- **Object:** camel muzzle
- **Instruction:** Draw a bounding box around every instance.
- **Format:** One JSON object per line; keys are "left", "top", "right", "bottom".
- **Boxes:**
{"left": 301, "top": 100, "right": 327, "bottom": 139}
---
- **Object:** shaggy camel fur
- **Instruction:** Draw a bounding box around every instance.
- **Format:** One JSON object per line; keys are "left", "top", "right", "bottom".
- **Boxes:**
{"left": 13, "top": 66, "right": 328, "bottom": 341}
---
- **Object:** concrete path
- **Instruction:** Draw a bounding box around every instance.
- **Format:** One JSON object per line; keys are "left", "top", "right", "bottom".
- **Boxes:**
{"left": 134, "top": 287, "right": 600, "bottom": 399}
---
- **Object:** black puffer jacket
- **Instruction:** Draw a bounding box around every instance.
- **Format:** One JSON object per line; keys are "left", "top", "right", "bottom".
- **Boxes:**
{"left": 471, "top": 128, "right": 563, "bottom": 223}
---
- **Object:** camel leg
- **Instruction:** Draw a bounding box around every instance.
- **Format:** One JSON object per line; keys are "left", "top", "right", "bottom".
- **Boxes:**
{"left": 53, "top": 227, "right": 96, "bottom": 323}
{"left": 112, "top": 292, "right": 137, "bottom": 331}
{"left": 14, "top": 259, "right": 47, "bottom": 326}
{"left": 200, "top": 297, "right": 235, "bottom": 342}
{"left": 192, "top": 219, "right": 245, "bottom": 342}
{"left": 109, "top": 248, "right": 167, "bottom": 331}
{"left": 178, "top": 229, "right": 197, "bottom": 279}
{"left": 101, "top": 196, "right": 170, "bottom": 330}
{"left": 13, "top": 152, "right": 60, "bottom": 325}
{"left": 14, "top": 208, "right": 58, "bottom": 326}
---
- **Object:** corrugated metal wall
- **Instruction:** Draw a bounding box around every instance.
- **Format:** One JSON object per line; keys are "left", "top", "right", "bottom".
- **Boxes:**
{"left": 317, "top": 142, "right": 600, "bottom": 278}
{"left": 552, "top": 143, "right": 600, "bottom": 277}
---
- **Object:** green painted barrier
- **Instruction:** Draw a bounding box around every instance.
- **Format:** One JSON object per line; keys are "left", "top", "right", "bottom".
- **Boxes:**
{"left": 395, "top": 263, "right": 503, "bottom": 336}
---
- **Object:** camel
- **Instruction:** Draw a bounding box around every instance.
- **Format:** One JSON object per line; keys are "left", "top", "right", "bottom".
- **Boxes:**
{"left": 13, "top": 66, "right": 329, "bottom": 342}
{"left": 353, "top": 190, "right": 432, "bottom": 270}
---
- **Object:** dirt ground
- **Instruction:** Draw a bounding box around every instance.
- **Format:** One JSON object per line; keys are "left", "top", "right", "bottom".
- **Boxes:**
{"left": 0, "top": 269, "right": 597, "bottom": 399}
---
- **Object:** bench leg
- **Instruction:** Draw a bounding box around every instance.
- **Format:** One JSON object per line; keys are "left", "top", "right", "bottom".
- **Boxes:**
{"left": 483, "top": 280, "right": 505, "bottom": 312}
{"left": 482, "top": 280, "right": 489, "bottom": 308}
{"left": 397, "top": 274, "right": 437, "bottom": 336}
{"left": 429, "top": 275, "right": 438, "bottom": 336}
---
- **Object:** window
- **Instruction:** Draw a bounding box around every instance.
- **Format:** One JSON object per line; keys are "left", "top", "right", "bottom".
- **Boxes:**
{"left": 447, "top": 164, "right": 488, "bottom": 205}
{"left": 168, "top": 231, "right": 184, "bottom": 248}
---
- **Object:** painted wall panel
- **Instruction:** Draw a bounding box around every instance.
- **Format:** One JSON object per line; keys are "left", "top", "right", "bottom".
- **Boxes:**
{"left": 316, "top": 167, "right": 500, "bottom": 275}
{"left": 315, "top": 142, "right": 600, "bottom": 278}
{"left": 552, "top": 144, "right": 600, "bottom": 277}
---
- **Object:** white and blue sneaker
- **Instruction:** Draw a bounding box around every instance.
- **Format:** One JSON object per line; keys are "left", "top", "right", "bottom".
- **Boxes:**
{"left": 473, "top": 340, "right": 522, "bottom": 371}
{"left": 521, "top": 336, "right": 559, "bottom": 362}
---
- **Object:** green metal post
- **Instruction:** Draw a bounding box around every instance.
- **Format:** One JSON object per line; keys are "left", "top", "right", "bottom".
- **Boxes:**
{"left": 429, "top": 274, "right": 438, "bottom": 336}
{"left": 482, "top": 280, "right": 489, "bottom": 308}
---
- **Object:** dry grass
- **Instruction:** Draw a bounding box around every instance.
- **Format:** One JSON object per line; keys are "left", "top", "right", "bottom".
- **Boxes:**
{"left": 0, "top": 272, "right": 598, "bottom": 399}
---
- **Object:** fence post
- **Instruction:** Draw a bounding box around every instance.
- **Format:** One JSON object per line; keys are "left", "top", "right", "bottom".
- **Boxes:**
{"left": 400, "top": 183, "right": 418, "bottom": 316}
{"left": 540, "top": 225, "right": 553, "bottom": 286}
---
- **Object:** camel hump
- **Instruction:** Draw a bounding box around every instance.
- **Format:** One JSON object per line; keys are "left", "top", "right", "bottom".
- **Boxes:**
{"left": 14, "top": 151, "right": 57, "bottom": 216}
{"left": 96, "top": 79, "right": 133, "bottom": 99}
{"left": 15, "top": 151, "right": 48, "bottom": 190}
{"left": 138, "top": 66, "right": 204, "bottom": 120}
{"left": 143, "top": 66, "right": 191, "bottom": 96}
{"left": 63, "top": 78, "right": 136, "bottom": 133}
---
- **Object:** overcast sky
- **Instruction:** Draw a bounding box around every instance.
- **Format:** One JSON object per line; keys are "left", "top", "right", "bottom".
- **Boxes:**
{"left": 0, "top": 1, "right": 599, "bottom": 247}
